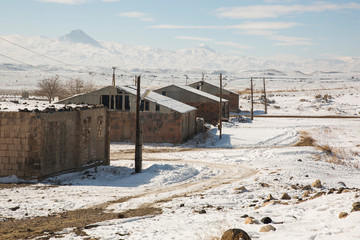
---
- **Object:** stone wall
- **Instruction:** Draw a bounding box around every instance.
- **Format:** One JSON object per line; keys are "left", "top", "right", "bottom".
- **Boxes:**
{"left": 109, "top": 111, "right": 196, "bottom": 144}
{"left": 0, "top": 108, "right": 109, "bottom": 179}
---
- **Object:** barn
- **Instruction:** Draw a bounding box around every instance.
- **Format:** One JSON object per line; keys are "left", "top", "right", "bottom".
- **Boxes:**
{"left": 188, "top": 81, "right": 239, "bottom": 112}
{"left": 58, "top": 86, "right": 199, "bottom": 144}
{"left": 154, "top": 85, "right": 229, "bottom": 125}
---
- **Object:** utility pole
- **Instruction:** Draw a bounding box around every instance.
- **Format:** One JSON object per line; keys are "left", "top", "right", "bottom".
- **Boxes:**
{"left": 134, "top": 75, "right": 137, "bottom": 86}
{"left": 135, "top": 76, "right": 142, "bottom": 173}
{"left": 185, "top": 75, "right": 189, "bottom": 85}
{"left": 250, "top": 77, "right": 254, "bottom": 120}
{"left": 202, "top": 72, "right": 205, "bottom": 82}
{"left": 112, "top": 67, "right": 116, "bottom": 86}
{"left": 263, "top": 78, "right": 267, "bottom": 114}
{"left": 219, "top": 73, "right": 223, "bottom": 139}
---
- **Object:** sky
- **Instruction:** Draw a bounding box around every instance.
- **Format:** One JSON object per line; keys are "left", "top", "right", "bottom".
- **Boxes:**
{"left": 1, "top": 0, "right": 360, "bottom": 61}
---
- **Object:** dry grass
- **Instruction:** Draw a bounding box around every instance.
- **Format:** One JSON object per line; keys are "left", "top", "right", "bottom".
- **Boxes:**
{"left": 294, "top": 131, "right": 316, "bottom": 147}
{"left": 295, "top": 131, "right": 359, "bottom": 169}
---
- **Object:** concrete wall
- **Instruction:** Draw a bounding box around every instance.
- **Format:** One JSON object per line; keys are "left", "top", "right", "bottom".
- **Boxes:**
{"left": 0, "top": 108, "right": 109, "bottom": 179}
{"left": 109, "top": 110, "right": 197, "bottom": 144}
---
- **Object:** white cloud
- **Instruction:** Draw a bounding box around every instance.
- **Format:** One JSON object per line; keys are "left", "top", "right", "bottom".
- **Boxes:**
{"left": 118, "top": 11, "right": 154, "bottom": 22}
{"left": 215, "top": 41, "right": 253, "bottom": 49}
{"left": 241, "top": 29, "right": 313, "bottom": 46}
{"left": 270, "top": 35, "right": 313, "bottom": 46}
{"left": 215, "top": 2, "right": 360, "bottom": 19}
{"left": 37, "top": 0, "right": 88, "bottom": 4}
{"left": 150, "top": 21, "right": 299, "bottom": 30}
{"left": 175, "top": 36, "right": 213, "bottom": 41}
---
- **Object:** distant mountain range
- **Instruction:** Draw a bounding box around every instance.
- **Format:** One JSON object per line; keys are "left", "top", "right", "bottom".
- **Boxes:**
{"left": 0, "top": 29, "right": 359, "bottom": 73}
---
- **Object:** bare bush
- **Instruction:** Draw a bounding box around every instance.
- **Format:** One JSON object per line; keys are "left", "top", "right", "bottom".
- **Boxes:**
{"left": 63, "top": 78, "right": 96, "bottom": 99}
{"left": 36, "top": 76, "right": 63, "bottom": 103}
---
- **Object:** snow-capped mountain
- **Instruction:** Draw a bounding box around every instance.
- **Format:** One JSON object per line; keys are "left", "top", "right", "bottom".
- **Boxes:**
{"left": 0, "top": 30, "right": 359, "bottom": 73}
{"left": 59, "top": 29, "right": 102, "bottom": 48}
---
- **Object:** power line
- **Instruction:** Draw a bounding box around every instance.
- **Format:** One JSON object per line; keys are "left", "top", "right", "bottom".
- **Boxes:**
{"left": 0, "top": 37, "right": 91, "bottom": 73}
{"left": 0, "top": 53, "right": 52, "bottom": 73}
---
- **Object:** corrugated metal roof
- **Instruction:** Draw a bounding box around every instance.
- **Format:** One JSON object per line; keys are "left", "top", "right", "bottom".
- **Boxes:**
{"left": 168, "top": 85, "right": 229, "bottom": 102}
{"left": 119, "top": 86, "right": 197, "bottom": 114}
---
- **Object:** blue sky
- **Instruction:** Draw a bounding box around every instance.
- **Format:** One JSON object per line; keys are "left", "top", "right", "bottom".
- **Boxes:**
{"left": 1, "top": 0, "right": 360, "bottom": 60}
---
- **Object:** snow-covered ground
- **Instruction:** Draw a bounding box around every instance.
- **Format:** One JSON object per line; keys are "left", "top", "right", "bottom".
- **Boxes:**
{"left": 0, "top": 72, "right": 360, "bottom": 239}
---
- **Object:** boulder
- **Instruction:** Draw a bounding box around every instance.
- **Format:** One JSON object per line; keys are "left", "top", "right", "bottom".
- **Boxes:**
{"left": 352, "top": 202, "right": 360, "bottom": 212}
{"left": 244, "top": 217, "right": 257, "bottom": 224}
{"left": 302, "top": 190, "right": 310, "bottom": 198}
{"left": 261, "top": 217, "right": 272, "bottom": 224}
{"left": 221, "top": 229, "right": 251, "bottom": 240}
{"left": 281, "top": 193, "right": 291, "bottom": 200}
{"left": 312, "top": 180, "right": 322, "bottom": 188}
{"left": 259, "top": 225, "right": 276, "bottom": 232}
{"left": 339, "top": 212, "right": 348, "bottom": 219}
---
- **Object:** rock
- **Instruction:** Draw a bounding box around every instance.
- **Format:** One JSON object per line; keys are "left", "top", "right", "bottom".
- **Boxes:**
{"left": 259, "top": 225, "right": 276, "bottom": 232}
{"left": 312, "top": 180, "right": 322, "bottom": 188}
{"left": 352, "top": 202, "right": 360, "bottom": 212}
{"left": 221, "top": 228, "right": 251, "bottom": 240}
{"left": 302, "top": 190, "right": 310, "bottom": 198}
{"left": 302, "top": 185, "right": 312, "bottom": 190}
{"left": 281, "top": 193, "right": 291, "bottom": 200}
{"left": 199, "top": 209, "right": 207, "bottom": 214}
{"left": 261, "top": 217, "right": 272, "bottom": 224}
{"left": 310, "top": 192, "right": 325, "bottom": 200}
{"left": 234, "top": 186, "right": 247, "bottom": 191}
{"left": 338, "top": 181, "right": 346, "bottom": 187}
{"left": 240, "top": 214, "right": 249, "bottom": 218}
{"left": 339, "top": 212, "right": 348, "bottom": 219}
{"left": 260, "top": 183, "right": 270, "bottom": 187}
{"left": 10, "top": 206, "right": 20, "bottom": 211}
{"left": 327, "top": 188, "right": 336, "bottom": 194}
{"left": 244, "top": 217, "right": 256, "bottom": 224}
{"left": 117, "top": 213, "right": 125, "bottom": 218}
{"left": 179, "top": 203, "right": 185, "bottom": 207}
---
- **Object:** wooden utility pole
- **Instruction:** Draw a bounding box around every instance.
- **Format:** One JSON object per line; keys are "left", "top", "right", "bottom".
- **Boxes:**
{"left": 219, "top": 73, "right": 223, "bottom": 139}
{"left": 134, "top": 75, "right": 137, "bottom": 86}
{"left": 135, "top": 76, "right": 142, "bottom": 173}
{"left": 112, "top": 67, "right": 116, "bottom": 86}
{"left": 263, "top": 78, "right": 267, "bottom": 114}
{"left": 250, "top": 77, "right": 254, "bottom": 120}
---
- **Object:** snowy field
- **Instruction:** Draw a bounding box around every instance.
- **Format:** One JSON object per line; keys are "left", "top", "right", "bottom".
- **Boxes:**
{"left": 0, "top": 71, "right": 360, "bottom": 239}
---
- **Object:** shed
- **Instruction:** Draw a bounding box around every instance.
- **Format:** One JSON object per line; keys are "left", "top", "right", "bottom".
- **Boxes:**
{"left": 58, "top": 86, "right": 199, "bottom": 144}
{"left": 188, "top": 81, "right": 239, "bottom": 112}
{"left": 154, "top": 85, "right": 229, "bottom": 125}
{"left": 0, "top": 106, "right": 109, "bottom": 179}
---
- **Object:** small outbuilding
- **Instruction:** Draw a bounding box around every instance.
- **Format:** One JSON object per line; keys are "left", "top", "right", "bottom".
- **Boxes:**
{"left": 58, "top": 86, "right": 199, "bottom": 144}
{"left": 0, "top": 106, "right": 109, "bottom": 179}
{"left": 188, "top": 81, "right": 239, "bottom": 112}
{"left": 154, "top": 85, "right": 229, "bottom": 125}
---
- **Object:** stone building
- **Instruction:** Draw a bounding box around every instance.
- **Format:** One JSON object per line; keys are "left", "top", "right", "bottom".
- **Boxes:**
{"left": 58, "top": 86, "right": 199, "bottom": 144}
{"left": 154, "top": 85, "right": 229, "bottom": 125}
{"left": 0, "top": 106, "right": 109, "bottom": 179}
{"left": 188, "top": 81, "right": 239, "bottom": 112}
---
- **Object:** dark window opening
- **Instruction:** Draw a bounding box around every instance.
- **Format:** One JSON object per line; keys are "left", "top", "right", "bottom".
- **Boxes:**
{"left": 156, "top": 104, "right": 160, "bottom": 111}
{"left": 162, "top": 91, "right": 166, "bottom": 96}
{"left": 110, "top": 95, "right": 114, "bottom": 109}
{"left": 125, "top": 95, "right": 130, "bottom": 111}
{"left": 116, "top": 95, "right": 123, "bottom": 110}
{"left": 101, "top": 95, "right": 110, "bottom": 109}
{"left": 140, "top": 100, "right": 144, "bottom": 111}
{"left": 140, "top": 100, "right": 150, "bottom": 111}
